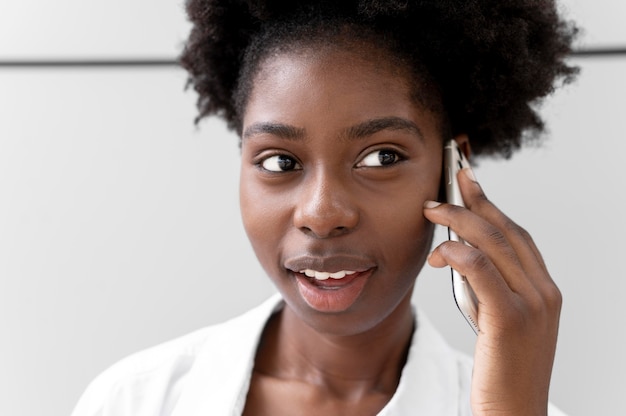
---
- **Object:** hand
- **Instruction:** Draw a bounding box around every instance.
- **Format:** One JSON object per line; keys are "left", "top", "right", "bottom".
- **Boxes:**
{"left": 423, "top": 168, "right": 562, "bottom": 416}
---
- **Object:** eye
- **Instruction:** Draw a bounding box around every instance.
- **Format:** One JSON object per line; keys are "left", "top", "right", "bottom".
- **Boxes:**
{"left": 260, "top": 154, "right": 302, "bottom": 172}
{"left": 357, "top": 149, "right": 402, "bottom": 167}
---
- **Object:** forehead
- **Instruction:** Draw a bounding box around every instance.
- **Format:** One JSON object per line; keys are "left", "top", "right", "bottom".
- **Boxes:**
{"left": 259, "top": 47, "right": 409, "bottom": 95}
{"left": 243, "top": 45, "right": 441, "bottom": 131}
{"left": 243, "top": 48, "right": 441, "bottom": 143}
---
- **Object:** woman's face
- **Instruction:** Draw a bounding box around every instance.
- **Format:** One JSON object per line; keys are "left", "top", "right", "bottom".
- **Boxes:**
{"left": 239, "top": 45, "right": 444, "bottom": 335}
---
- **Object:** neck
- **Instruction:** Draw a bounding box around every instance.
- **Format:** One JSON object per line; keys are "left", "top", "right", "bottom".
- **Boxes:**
{"left": 254, "top": 296, "right": 415, "bottom": 399}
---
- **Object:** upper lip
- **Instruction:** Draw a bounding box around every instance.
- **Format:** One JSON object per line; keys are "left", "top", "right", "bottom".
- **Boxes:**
{"left": 284, "top": 254, "right": 376, "bottom": 274}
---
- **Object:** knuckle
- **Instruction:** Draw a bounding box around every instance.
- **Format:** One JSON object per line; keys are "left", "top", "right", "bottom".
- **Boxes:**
{"left": 484, "top": 225, "right": 509, "bottom": 249}
{"left": 466, "top": 191, "right": 490, "bottom": 209}
{"left": 525, "top": 291, "right": 547, "bottom": 316}
{"left": 543, "top": 283, "right": 563, "bottom": 311}
{"left": 474, "top": 188, "right": 490, "bottom": 202}
{"left": 465, "top": 249, "right": 492, "bottom": 274}
{"left": 503, "top": 220, "right": 532, "bottom": 244}
{"left": 524, "top": 283, "right": 563, "bottom": 321}
{"left": 516, "top": 225, "right": 532, "bottom": 241}
{"left": 438, "top": 240, "right": 456, "bottom": 255}
{"left": 502, "top": 218, "right": 521, "bottom": 235}
{"left": 492, "top": 282, "right": 563, "bottom": 333}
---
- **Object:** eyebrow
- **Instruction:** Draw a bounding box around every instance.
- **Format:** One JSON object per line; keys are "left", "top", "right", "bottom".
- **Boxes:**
{"left": 242, "top": 122, "right": 306, "bottom": 141}
{"left": 344, "top": 117, "right": 424, "bottom": 142}
{"left": 242, "top": 116, "right": 424, "bottom": 142}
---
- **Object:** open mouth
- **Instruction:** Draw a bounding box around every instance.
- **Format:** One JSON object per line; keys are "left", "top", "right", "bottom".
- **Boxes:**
{"left": 284, "top": 255, "right": 376, "bottom": 310}
{"left": 299, "top": 269, "right": 357, "bottom": 280}
{"left": 292, "top": 268, "right": 373, "bottom": 312}
{"left": 295, "top": 268, "right": 370, "bottom": 289}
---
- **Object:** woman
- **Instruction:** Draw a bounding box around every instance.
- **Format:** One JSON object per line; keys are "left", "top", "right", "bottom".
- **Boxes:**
{"left": 72, "top": 1, "right": 578, "bottom": 415}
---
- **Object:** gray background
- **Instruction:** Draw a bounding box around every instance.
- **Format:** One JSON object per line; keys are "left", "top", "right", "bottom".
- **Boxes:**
{"left": 1, "top": 1, "right": 624, "bottom": 415}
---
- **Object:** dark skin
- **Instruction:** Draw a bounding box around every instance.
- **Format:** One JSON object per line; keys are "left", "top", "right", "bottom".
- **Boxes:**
{"left": 239, "top": 43, "right": 561, "bottom": 416}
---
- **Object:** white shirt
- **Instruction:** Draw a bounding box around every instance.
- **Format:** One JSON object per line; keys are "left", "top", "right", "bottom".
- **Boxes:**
{"left": 71, "top": 294, "right": 566, "bottom": 415}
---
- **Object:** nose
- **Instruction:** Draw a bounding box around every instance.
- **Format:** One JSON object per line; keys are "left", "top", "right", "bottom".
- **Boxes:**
{"left": 293, "top": 170, "right": 359, "bottom": 238}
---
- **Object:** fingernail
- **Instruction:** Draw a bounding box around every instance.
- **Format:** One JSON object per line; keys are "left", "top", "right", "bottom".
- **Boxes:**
{"left": 424, "top": 200, "right": 442, "bottom": 209}
{"left": 463, "top": 167, "right": 478, "bottom": 182}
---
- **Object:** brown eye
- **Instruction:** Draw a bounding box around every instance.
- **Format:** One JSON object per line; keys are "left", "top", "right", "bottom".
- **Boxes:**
{"left": 260, "top": 155, "right": 301, "bottom": 172}
{"left": 358, "top": 149, "right": 401, "bottom": 167}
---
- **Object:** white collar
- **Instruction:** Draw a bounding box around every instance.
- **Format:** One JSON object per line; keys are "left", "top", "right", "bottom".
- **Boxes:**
{"left": 171, "top": 293, "right": 467, "bottom": 416}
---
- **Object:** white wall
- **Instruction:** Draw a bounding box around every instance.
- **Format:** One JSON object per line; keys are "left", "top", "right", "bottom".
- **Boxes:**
{"left": 1, "top": 1, "right": 624, "bottom": 415}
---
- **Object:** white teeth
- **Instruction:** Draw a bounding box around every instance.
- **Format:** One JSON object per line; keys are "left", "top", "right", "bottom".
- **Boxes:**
{"left": 316, "top": 272, "right": 331, "bottom": 280}
{"left": 329, "top": 271, "right": 346, "bottom": 279}
{"left": 299, "top": 269, "right": 356, "bottom": 280}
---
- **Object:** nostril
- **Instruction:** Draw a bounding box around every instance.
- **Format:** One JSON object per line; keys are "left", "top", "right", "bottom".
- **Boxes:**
{"left": 327, "top": 225, "right": 351, "bottom": 238}
{"left": 298, "top": 224, "right": 351, "bottom": 239}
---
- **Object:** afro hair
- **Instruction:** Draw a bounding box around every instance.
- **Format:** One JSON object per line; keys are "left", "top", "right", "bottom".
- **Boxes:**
{"left": 180, "top": 0, "right": 578, "bottom": 158}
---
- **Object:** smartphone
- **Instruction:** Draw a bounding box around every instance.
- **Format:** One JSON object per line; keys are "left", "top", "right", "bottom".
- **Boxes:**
{"left": 444, "top": 139, "right": 480, "bottom": 334}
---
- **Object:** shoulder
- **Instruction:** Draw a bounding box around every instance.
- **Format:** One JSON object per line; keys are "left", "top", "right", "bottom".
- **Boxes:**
{"left": 71, "top": 294, "right": 283, "bottom": 416}
{"left": 71, "top": 326, "right": 211, "bottom": 416}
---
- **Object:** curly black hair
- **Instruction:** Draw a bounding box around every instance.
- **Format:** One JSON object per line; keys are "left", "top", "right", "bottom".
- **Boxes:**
{"left": 180, "top": 0, "right": 578, "bottom": 158}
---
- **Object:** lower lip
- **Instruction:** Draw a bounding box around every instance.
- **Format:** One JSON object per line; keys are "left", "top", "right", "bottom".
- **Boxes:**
{"left": 294, "top": 270, "right": 372, "bottom": 313}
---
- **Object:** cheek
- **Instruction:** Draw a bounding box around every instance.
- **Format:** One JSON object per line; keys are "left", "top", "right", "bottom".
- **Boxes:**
{"left": 395, "top": 217, "right": 435, "bottom": 276}
{"left": 374, "top": 197, "right": 435, "bottom": 263}
{"left": 364, "top": 173, "right": 440, "bottom": 273}
{"left": 239, "top": 172, "right": 290, "bottom": 267}
{"left": 240, "top": 175, "right": 269, "bottom": 240}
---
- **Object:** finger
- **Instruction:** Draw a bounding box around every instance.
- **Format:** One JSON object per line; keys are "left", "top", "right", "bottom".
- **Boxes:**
{"left": 429, "top": 240, "right": 516, "bottom": 311}
{"left": 456, "top": 169, "right": 563, "bottom": 318}
{"left": 424, "top": 201, "right": 535, "bottom": 295}
{"left": 457, "top": 168, "right": 552, "bottom": 286}
{"left": 459, "top": 169, "right": 546, "bottom": 264}
{"left": 431, "top": 240, "right": 561, "bottom": 337}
